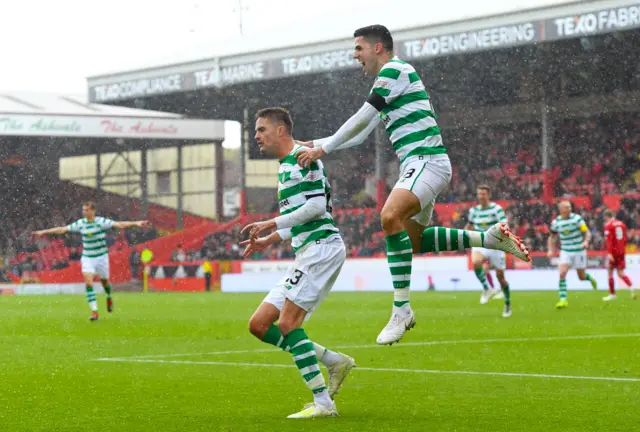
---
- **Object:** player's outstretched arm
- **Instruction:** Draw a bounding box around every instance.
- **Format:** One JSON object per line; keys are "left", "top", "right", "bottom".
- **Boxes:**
{"left": 33, "top": 226, "right": 70, "bottom": 237}
{"left": 113, "top": 220, "right": 151, "bottom": 230}
{"left": 297, "top": 103, "right": 380, "bottom": 167}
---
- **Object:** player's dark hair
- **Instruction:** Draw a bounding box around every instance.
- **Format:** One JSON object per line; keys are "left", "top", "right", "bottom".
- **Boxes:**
{"left": 83, "top": 201, "right": 96, "bottom": 210}
{"left": 603, "top": 209, "right": 615, "bottom": 218}
{"left": 354, "top": 25, "right": 394, "bottom": 52}
{"left": 477, "top": 184, "right": 491, "bottom": 195}
{"left": 255, "top": 107, "right": 293, "bottom": 136}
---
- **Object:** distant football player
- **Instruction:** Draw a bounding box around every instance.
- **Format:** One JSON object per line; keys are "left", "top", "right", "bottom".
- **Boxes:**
{"left": 465, "top": 185, "right": 512, "bottom": 317}
{"left": 33, "top": 202, "right": 150, "bottom": 320}
{"left": 547, "top": 201, "right": 598, "bottom": 309}
{"left": 603, "top": 209, "right": 635, "bottom": 300}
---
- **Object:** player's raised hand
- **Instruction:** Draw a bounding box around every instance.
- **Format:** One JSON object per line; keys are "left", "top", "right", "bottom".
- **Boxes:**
{"left": 32, "top": 230, "right": 45, "bottom": 237}
{"left": 296, "top": 147, "right": 326, "bottom": 168}
{"left": 239, "top": 237, "right": 271, "bottom": 258}
{"left": 136, "top": 220, "right": 151, "bottom": 228}
{"left": 241, "top": 220, "right": 276, "bottom": 240}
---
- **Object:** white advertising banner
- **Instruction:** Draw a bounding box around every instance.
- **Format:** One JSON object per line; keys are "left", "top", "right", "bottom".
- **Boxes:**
{"left": 222, "top": 269, "right": 640, "bottom": 293}
{"left": 241, "top": 256, "right": 468, "bottom": 273}
{"left": 0, "top": 283, "right": 104, "bottom": 295}
{"left": 0, "top": 115, "right": 224, "bottom": 140}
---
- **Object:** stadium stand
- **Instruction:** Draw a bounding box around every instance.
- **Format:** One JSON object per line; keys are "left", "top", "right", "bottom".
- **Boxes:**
{"left": 10, "top": 5, "right": 640, "bottom": 280}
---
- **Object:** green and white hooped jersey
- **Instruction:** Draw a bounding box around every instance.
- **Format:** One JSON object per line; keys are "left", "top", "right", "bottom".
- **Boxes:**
{"left": 278, "top": 145, "right": 339, "bottom": 253}
{"left": 371, "top": 56, "right": 445, "bottom": 164}
{"left": 550, "top": 213, "right": 588, "bottom": 252}
{"left": 468, "top": 203, "right": 507, "bottom": 232}
{"left": 67, "top": 217, "right": 114, "bottom": 258}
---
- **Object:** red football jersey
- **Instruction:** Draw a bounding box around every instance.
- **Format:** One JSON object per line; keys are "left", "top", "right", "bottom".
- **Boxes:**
{"left": 604, "top": 219, "right": 627, "bottom": 256}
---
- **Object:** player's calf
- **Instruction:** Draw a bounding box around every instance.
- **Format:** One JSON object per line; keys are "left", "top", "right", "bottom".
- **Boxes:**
{"left": 577, "top": 269, "right": 598, "bottom": 290}
{"left": 381, "top": 197, "right": 417, "bottom": 314}
{"left": 102, "top": 281, "right": 114, "bottom": 312}
{"left": 496, "top": 272, "right": 511, "bottom": 315}
{"left": 419, "top": 224, "right": 530, "bottom": 262}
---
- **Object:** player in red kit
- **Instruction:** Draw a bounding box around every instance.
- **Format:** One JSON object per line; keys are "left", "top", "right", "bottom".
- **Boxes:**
{"left": 603, "top": 209, "right": 635, "bottom": 301}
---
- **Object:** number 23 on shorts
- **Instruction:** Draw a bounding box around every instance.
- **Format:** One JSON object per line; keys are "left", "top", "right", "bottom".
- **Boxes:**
{"left": 285, "top": 269, "right": 304, "bottom": 287}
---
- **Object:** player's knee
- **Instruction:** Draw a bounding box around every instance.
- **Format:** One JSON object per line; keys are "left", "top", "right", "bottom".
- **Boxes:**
{"left": 381, "top": 208, "right": 404, "bottom": 233}
{"left": 248, "top": 316, "right": 268, "bottom": 339}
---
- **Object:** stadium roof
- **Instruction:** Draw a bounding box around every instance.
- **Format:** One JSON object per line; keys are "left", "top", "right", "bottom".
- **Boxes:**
{"left": 0, "top": 92, "right": 181, "bottom": 118}
{"left": 87, "top": 0, "right": 639, "bottom": 102}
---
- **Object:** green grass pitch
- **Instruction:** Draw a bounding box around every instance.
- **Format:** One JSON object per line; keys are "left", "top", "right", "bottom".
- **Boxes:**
{"left": 0, "top": 291, "right": 638, "bottom": 432}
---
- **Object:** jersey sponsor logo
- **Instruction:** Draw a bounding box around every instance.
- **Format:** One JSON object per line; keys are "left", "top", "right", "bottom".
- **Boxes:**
{"left": 304, "top": 171, "right": 321, "bottom": 182}
{"left": 279, "top": 198, "right": 290, "bottom": 208}
{"left": 373, "top": 78, "right": 389, "bottom": 89}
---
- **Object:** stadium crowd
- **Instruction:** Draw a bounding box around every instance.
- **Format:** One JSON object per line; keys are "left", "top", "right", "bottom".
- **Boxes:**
{"left": 185, "top": 196, "right": 640, "bottom": 262}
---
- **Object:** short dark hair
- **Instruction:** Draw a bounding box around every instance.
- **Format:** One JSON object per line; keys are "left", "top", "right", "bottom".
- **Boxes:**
{"left": 354, "top": 25, "right": 394, "bottom": 52}
{"left": 83, "top": 201, "right": 96, "bottom": 210}
{"left": 603, "top": 209, "right": 615, "bottom": 218}
{"left": 477, "top": 184, "right": 491, "bottom": 195}
{"left": 255, "top": 107, "right": 293, "bottom": 136}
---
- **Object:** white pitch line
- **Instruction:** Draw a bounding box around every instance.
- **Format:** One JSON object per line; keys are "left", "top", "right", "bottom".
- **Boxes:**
{"left": 124, "top": 332, "right": 640, "bottom": 359}
{"left": 92, "top": 358, "right": 640, "bottom": 383}
{"left": 126, "top": 348, "right": 278, "bottom": 359}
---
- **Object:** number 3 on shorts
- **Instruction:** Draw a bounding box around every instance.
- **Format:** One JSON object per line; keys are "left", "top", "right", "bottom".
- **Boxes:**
{"left": 286, "top": 269, "right": 304, "bottom": 286}
{"left": 404, "top": 168, "right": 416, "bottom": 179}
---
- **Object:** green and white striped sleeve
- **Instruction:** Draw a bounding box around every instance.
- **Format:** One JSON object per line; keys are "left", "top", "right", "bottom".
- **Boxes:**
{"left": 98, "top": 217, "right": 115, "bottom": 230}
{"left": 67, "top": 219, "right": 82, "bottom": 233}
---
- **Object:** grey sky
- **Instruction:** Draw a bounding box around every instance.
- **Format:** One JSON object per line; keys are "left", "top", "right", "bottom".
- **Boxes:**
{"left": 0, "top": 0, "right": 574, "bottom": 95}
{"left": 0, "top": 0, "right": 574, "bottom": 148}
